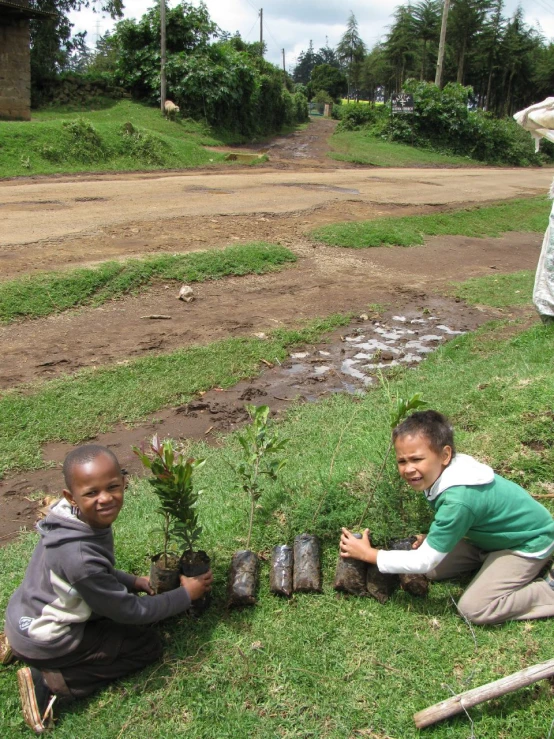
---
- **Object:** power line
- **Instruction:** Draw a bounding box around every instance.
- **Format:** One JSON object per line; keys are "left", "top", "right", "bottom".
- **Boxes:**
{"left": 244, "top": 16, "right": 259, "bottom": 41}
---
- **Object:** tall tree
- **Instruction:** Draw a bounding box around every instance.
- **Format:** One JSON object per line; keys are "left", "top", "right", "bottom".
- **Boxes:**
{"left": 448, "top": 0, "right": 492, "bottom": 84}
{"left": 384, "top": 5, "right": 417, "bottom": 90}
{"left": 293, "top": 41, "right": 322, "bottom": 83}
{"left": 497, "top": 7, "right": 541, "bottom": 115}
{"left": 29, "top": 1, "right": 124, "bottom": 98}
{"left": 337, "top": 12, "right": 367, "bottom": 98}
{"left": 412, "top": 0, "right": 441, "bottom": 80}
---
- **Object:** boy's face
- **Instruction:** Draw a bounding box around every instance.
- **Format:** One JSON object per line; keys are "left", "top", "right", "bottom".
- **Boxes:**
{"left": 63, "top": 453, "right": 125, "bottom": 529}
{"left": 394, "top": 432, "right": 452, "bottom": 491}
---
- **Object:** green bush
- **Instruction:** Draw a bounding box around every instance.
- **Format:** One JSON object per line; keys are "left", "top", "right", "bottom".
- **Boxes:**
{"left": 118, "top": 126, "right": 169, "bottom": 166}
{"left": 336, "top": 103, "right": 379, "bottom": 131}
{"left": 109, "top": 4, "right": 307, "bottom": 137}
{"left": 387, "top": 81, "right": 548, "bottom": 166}
{"left": 61, "top": 118, "right": 107, "bottom": 163}
{"left": 293, "top": 92, "right": 309, "bottom": 123}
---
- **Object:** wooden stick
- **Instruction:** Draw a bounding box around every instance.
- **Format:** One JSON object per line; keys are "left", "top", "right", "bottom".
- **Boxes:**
{"left": 413, "top": 658, "right": 554, "bottom": 729}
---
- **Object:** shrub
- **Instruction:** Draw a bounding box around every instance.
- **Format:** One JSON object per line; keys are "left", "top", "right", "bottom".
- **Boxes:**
{"left": 312, "top": 90, "right": 334, "bottom": 105}
{"left": 62, "top": 119, "right": 107, "bottom": 163}
{"left": 118, "top": 125, "right": 169, "bottom": 166}
{"left": 386, "top": 80, "right": 548, "bottom": 166}
{"left": 293, "top": 92, "right": 309, "bottom": 123}
{"left": 336, "top": 103, "right": 379, "bottom": 131}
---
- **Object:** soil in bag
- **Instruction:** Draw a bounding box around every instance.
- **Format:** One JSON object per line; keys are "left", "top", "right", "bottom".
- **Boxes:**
{"left": 390, "top": 537, "right": 429, "bottom": 597}
{"left": 150, "top": 553, "right": 180, "bottom": 594}
{"left": 365, "top": 564, "right": 399, "bottom": 604}
{"left": 334, "top": 533, "right": 368, "bottom": 596}
{"left": 228, "top": 550, "right": 259, "bottom": 606}
{"left": 293, "top": 534, "right": 322, "bottom": 593}
{"left": 180, "top": 550, "right": 211, "bottom": 615}
{"left": 270, "top": 545, "right": 294, "bottom": 597}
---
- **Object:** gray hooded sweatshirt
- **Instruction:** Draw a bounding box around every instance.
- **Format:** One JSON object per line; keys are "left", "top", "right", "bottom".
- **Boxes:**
{"left": 4, "top": 499, "right": 190, "bottom": 660}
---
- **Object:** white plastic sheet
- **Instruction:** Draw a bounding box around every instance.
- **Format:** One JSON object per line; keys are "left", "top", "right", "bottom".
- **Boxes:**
{"left": 514, "top": 98, "right": 554, "bottom": 318}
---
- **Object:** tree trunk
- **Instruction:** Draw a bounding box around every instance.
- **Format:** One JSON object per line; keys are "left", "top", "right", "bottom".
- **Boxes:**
{"left": 456, "top": 36, "right": 466, "bottom": 84}
{"left": 420, "top": 40, "right": 427, "bottom": 81}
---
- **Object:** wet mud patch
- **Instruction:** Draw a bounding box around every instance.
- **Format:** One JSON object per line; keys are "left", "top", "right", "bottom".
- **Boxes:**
{"left": 0, "top": 295, "right": 491, "bottom": 547}
{"left": 276, "top": 183, "right": 360, "bottom": 195}
{"left": 0, "top": 200, "right": 66, "bottom": 211}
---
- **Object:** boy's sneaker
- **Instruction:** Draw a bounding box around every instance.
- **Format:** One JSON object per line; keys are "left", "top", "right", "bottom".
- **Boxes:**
{"left": 0, "top": 632, "right": 14, "bottom": 665}
{"left": 17, "top": 666, "right": 56, "bottom": 734}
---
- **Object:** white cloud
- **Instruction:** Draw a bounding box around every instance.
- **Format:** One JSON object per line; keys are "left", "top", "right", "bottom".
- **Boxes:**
{"left": 69, "top": 0, "right": 554, "bottom": 71}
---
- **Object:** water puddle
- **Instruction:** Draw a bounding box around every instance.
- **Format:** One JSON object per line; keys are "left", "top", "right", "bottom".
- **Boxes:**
{"left": 272, "top": 309, "right": 467, "bottom": 397}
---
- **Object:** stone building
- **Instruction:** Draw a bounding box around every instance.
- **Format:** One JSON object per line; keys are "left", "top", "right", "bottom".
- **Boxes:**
{"left": 0, "top": 0, "right": 53, "bottom": 120}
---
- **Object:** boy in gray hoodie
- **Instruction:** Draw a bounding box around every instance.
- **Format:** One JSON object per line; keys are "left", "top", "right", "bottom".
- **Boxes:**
{"left": 4, "top": 444, "right": 213, "bottom": 734}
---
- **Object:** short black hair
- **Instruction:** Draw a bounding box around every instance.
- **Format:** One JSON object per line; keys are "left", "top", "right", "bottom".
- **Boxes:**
{"left": 392, "top": 410, "right": 455, "bottom": 455}
{"left": 63, "top": 445, "right": 121, "bottom": 491}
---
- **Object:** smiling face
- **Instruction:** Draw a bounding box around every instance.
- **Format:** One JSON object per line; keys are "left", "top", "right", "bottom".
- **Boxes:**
{"left": 394, "top": 432, "right": 452, "bottom": 492}
{"left": 63, "top": 453, "right": 125, "bottom": 529}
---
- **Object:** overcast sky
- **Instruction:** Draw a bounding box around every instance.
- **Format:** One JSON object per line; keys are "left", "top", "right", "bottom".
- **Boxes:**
{"left": 70, "top": 0, "right": 554, "bottom": 72}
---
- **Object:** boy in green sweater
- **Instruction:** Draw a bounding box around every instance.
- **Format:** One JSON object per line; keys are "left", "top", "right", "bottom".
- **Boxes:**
{"left": 340, "top": 410, "right": 554, "bottom": 624}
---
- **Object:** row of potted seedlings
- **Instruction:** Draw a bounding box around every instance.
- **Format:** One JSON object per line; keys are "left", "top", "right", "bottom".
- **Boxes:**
{"left": 135, "top": 404, "right": 428, "bottom": 610}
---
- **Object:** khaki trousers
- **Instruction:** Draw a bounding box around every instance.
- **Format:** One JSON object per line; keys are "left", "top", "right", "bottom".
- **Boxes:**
{"left": 426, "top": 540, "right": 554, "bottom": 625}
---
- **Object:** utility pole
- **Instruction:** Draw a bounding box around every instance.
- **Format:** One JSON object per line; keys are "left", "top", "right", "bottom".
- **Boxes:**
{"left": 435, "top": 0, "right": 450, "bottom": 88}
{"left": 160, "top": 0, "right": 167, "bottom": 112}
{"left": 259, "top": 8, "right": 263, "bottom": 55}
{"left": 282, "top": 48, "right": 285, "bottom": 72}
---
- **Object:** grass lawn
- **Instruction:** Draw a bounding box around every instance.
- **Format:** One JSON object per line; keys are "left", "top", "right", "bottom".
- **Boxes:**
{"left": 0, "top": 243, "right": 297, "bottom": 323}
{"left": 1, "top": 273, "right": 553, "bottom": 737}
{"left": 0, "top": 99, "right": 269, "bottom": 178}
{"left": 329, "top": 130, "right": 473, "bottom": 167}
{"left": 312, "top": 196, "right": 550, "bottom": 248}
{"left": 454, "top": 270, "right": 536, "bottom": 308}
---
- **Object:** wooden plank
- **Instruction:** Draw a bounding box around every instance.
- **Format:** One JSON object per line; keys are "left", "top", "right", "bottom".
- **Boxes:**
{"left": 413, "top": 658, "right": 554, "bottom": 729}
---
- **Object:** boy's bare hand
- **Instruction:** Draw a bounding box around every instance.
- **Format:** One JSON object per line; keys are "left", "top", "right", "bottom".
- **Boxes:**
{"left": 134, "top": 576, "right": 154, "bottom": 595}
{"left": 340, "top": 528, "right": 378, "bottom": 564}
{"left": 180, "top": 570, "right": 214, "bottom": 601}
{"left": 411, "top": 534, "right": 426, "bottom": 549}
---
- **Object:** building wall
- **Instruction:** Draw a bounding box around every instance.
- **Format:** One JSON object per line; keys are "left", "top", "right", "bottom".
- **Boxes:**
{"left": 0, "top": 18, "right": 31, "bottom": 121}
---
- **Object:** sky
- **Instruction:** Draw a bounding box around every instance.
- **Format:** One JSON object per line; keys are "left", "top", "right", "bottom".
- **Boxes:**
{"left": 69, "top": 0, "right": 554, "bottom": 72}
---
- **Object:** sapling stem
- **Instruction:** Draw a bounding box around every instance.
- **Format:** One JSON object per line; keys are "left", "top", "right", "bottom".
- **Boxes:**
{"left": 357, "top": 439, "right": 393, "bottom": 528}
{"left": 245, "top": 456, "right": 261, "bottom": 550}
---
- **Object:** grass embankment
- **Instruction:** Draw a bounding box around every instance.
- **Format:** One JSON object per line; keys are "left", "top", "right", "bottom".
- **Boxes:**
{"left": 0, "top": 243, "right": 296, "bottom": 323}
{"left": 329, "top": 129, "right": 472, "bottom": 166}
{"left": 0, "top": 100, "right": 252, "bottom": 177}
{"left": 0, "top": 315, "right": 351, "bottom": 477}
{"left": 1, "top": 274, "right": 553, "bottom": 737}
{"left": 313, "top": 195, "right": 549, "bottom": 248}
{"left": 454, "top": 270, "right": 536, "bottom": 308}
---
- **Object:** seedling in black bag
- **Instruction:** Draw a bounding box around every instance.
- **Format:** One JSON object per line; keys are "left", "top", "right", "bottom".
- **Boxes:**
{"left": 228, "top": 405, "right": 287, "bottom": 606}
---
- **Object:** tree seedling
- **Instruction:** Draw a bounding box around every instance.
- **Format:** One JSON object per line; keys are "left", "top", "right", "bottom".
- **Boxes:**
{"left": 228, "top": 405, "right": 287, "bottom": 606}
{"left": 234, "top": 404, "right": 288, "bottom": 551}
{"left": 134, "top": 435, "right": 206, "bottom": 594}
{"left": 357, "top": 391, "right": 428, "bottom": 528}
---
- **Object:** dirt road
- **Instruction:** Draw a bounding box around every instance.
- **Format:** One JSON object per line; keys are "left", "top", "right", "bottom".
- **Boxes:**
{"left": 0, "top": 118, "right": 548, "bottom": 543}
{"left": 0, "top": 166, "right": 549, "bottom": 249}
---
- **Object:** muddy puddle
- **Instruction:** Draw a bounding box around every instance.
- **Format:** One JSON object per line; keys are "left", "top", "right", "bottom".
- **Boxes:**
{"left": 276, "top": 182, "right": 360, "bottom": 195}
{"left": 0, "top": 297, "right": 489, "bottom": 545}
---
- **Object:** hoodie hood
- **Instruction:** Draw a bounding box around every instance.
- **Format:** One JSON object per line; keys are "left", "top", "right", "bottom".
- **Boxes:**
{"left": 424, "top": 453, "right": 494, "bottom": 502}
{"left": 38, "top": 498, "right": 112, "bottom": 548}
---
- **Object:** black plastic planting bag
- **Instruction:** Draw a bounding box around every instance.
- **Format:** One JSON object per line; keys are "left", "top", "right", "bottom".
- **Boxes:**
{"left": 228, "top": 550, "right": 259, "bottom": 606}
{"left": 270, "top": 545, "right": 294, "bottom": 597}
{"left": 365, "top": 564, "right": 398, "bottom": 604}
{"left": 180, "top": 550, "right": 211, "bottom": 615}
{"left": 334, "top": 533, "right": 368, "bottom": 595}
{"left": 293, "top": 534, "right": 322, "bottom": 593}
{"left": 390, "top": 537, "right": 429, "bottom": 597}
{"left": 150, "top": 553, "right": 180, "bottom": 595}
